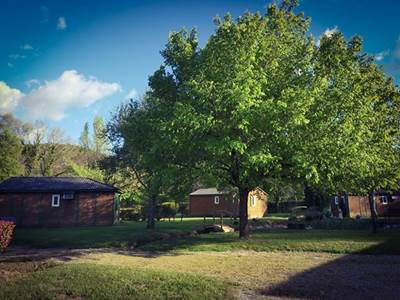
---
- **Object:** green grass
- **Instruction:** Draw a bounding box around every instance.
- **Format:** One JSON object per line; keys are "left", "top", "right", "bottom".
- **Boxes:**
{"left": 13, "top": 218, "right": 208, "bottom": 248}
{"left": 12, "top": 218, "right": 400, "bottom": 255}
{"left": 0, "top": 262, "right": 235, "bottom": 300}
{"left": 139, "top": 229, "right": 400, "bottom": 255}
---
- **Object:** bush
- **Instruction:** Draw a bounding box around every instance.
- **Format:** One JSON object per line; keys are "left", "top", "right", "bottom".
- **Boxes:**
{"left": 159, "top": 202, "right": 178, "bottom": 220}
{"left": 310, "top": 218, "right": 371, "bottom": 230}
{"left": 120, "top": 207, "right": 143, "bottom": 221}
{"left": 0, "top": 220, "right": 16, "bottom": 252}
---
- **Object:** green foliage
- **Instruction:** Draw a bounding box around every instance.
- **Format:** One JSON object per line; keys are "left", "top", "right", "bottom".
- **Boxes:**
{"left": 159, "top": 202, "right": 178, "bottom": 219}
{"left": 120, "top": 207, "right": 143, "bottom": 221}
{"left": 79, "top": 122, "right": 91, "bottom": 150}
{"left": 93, "top": 116, "right": 106, "bottom": 154}
{"left": 64, "top": 160, "right": 106, "bottom": 182}
{"left": 0, "top": 129, "right": 22, "bottom": 180}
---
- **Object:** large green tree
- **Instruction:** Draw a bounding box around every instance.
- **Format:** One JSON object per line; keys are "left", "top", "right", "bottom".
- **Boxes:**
{"left": 148, "top": 0, "right": 400, "bottom": 237}
{"left": 302, "top": 31, "right": 400, "bottom": 231}
{"left": 150, "top": 1, "right": 316, "bottom": 237}
{"left": 0, "top": 129, "right": 22, "bottom": 180}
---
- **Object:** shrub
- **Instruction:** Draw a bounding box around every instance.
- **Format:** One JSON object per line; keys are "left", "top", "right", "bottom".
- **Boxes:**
{"left": 120, "top": 207, "right": 143, "bottom": 221}
{"left": 310, "top": 218, "right": 371, "bottom": 230}
{"left": 0, "top": 220, "right": 16, "bottom": 252}
{"left": 159, "top": 202, "right": 178, "bottom": 220}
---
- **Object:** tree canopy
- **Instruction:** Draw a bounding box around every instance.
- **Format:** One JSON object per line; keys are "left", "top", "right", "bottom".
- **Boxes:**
{"left": 138, "top": 0, "right": 400, "bottom": 236}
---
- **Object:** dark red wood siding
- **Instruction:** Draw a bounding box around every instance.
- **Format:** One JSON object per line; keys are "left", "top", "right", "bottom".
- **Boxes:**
{"left": 0, "top": 192, "right": 115, "bottom": 227}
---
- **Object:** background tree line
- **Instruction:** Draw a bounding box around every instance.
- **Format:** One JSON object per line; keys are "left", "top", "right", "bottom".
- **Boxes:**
{"left": 0, "top": 113, "right": 108, "bottom": 180}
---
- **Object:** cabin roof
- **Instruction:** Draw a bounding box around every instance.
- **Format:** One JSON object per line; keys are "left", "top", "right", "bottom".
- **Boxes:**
{"left": 0, "top": 177, "right": 118, "bottom": 193}
{"left": 189, "top": 188, "right": 230, "bottom": 196}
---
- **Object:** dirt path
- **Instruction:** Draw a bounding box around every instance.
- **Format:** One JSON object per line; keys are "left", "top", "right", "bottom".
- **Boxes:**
{"left": 1, "top": 248, "right": 400, "bottom": 299}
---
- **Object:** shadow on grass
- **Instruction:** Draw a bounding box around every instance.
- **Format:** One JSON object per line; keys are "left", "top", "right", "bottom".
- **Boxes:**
{"left": 261, "top": 239, "right": 400, "bottom": 299}
{"left": 136, "top": 229, "right": 400, "bottom": 255}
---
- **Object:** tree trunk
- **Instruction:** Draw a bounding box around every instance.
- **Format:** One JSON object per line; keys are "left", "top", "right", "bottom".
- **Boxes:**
{"left": 239, "top": 187, "right": 250, "bottom": 238}
{"left": 146, "top": 195, "right": 156, "bottom": 229}
{"left": 368, "top": 190, "right": 378, "bottom": 233}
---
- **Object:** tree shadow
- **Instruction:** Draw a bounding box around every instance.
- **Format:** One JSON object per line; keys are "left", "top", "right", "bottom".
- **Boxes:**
{"left": 261, "top": 239, "right": 400, "bottom": 299}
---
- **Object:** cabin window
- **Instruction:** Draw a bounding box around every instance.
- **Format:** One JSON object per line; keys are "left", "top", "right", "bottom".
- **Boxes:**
{"left": 334, "top": 196, "right": 339, "bottom": 205}
{"left": 250, "top": 195, "right": 257, "bottom": 207}
{"left": 62, "top": 192, "right": 74, "bottom": 200}
{"left": 52, "top": 194, "right": 60, "bottom": 207}
{"left": 381, "top": 196, "right": 388, "bottom": 205}
{"left": 214, "top": 196, "right": 220, "bottom": 205}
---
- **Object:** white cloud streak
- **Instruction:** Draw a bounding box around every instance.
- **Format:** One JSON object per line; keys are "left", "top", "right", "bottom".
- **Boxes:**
{"left": 0, "top": 70, "right": 121, "bottom": 120}
{"left": 375, "top": 50, "right": 390, "bottom": 61}
{"left": 57, "top": 17, "right": 67, "bottom": 30}
{"left": 125, "top": 88, "right": 138, "bottom": 100}
{"left": 316, "top": 26, "right": 339, "bottom": 47}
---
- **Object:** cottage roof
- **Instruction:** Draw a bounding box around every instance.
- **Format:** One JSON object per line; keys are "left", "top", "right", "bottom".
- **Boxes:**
{"left": 189, "top": 188, "right": 230, "bottom": 196}
{"left": 0, "top": 177, "right": 118, "bottom": 193}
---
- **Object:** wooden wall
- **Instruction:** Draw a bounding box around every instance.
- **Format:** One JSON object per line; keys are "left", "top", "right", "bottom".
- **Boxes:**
{"left": 0, "top": 192, "right": 115, "bottom": 227}
{"left": 189, "top": 189, "right": 268, "bottom": 218}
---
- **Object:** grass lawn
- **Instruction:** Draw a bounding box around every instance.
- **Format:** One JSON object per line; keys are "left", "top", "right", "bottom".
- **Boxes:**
{"left": 13, "top": 218, "right": 208, "bottom": 248}
{"left": 1, "top": 251, "right": 400, "bottom": 299}
{"left": 139, "top": 229, "right": 400, "bottom": 255}
{"left": 0, "top": 262, "right": 236, "bottom": 300}
{"left": 12, "top": 217, "right": 400, "bottom": 255}
{"left": 4, "top": 216, "right": 400, "bottom": 299}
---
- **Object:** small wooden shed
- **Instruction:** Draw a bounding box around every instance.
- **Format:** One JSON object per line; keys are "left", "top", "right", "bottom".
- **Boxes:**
{"left": 0, "top": 177, "right": 118, "bottom": 227}
{"left": 189, "top": 187, "right": 268, "bottom": 218}
{"left": 331, "top": 192, "right": 400, "bottom": 218}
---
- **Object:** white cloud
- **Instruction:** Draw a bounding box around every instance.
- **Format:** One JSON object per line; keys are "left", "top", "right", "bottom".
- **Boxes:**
{"left": 125, "top": 88, "right": 138, "bottom": 100}
{"left": 323, "top": 26, "right": 338, "bottom": 38}
{"left": 21, "top": 44, "right": 34, "bottom": 50}
{"left": 20, "top": 70, "right": 120, "bottom": 120}
{"left": 25, "top": 79, "right": 40, "bottom": 88}
{"left": 7, "top": 62, "right": 13, "bottom": 68}
{"left": 316, "top": 26, "right": 339, "bottom": 47}
{"left": 0, "top": 82, "right": 24, "bottom": 114}
{"left": 375, "top": 50, "right": 390, "bottom": 61}
{"left": 40, "top": 6, "right": 50, "bottom": 24}
{"left": 57, "top": 17, "right": 67, "bottom": 30}
{"left": 9, "top": 54, "right": 26, "bottom": 59}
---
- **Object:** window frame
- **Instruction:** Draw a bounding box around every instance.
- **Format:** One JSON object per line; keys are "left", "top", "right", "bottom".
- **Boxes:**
{"left": 52, "top": 194, "right": 61, "bottom": 207}
{"left": 334, "top": 196, "right": 339, "bottom": 205}
{"left": 250, "top": 195, "right": 257, "bottom": 207}
{"left": 214, "top": 196, "right": 220, "bottom": 205}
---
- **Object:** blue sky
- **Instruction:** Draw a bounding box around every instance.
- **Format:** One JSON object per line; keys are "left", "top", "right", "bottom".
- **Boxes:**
{"left": 1, "top": 0, "right": 399, "bottom": 143}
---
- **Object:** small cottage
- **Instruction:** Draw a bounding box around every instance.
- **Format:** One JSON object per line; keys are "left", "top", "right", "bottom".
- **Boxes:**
{"left": 189, "top": 187, "right": 267, "bottom": 218}
{"left": 0, "top": 177, "right": 118, "bottom": 227}
{"left": 331, "top": 192, "right": 400, "bottom": 218}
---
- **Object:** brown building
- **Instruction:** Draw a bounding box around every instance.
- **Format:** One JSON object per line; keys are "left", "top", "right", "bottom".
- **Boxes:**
{"left": 331, "top": 192, "right": 400, "bottom": 218}
{"left": 189, "top": 187, "right": 268, "bottom": 218}
{"left": 0, "top": 177, "right": 118, "bottom": 227}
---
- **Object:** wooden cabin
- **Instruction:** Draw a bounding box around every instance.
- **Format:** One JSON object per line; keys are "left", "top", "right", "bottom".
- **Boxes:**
{"left": 189, "top": 187, "right": 268, "bottom": 218}
{"left": 331, "top": 192, "right": 400, "bottom": 218}
{"left": 0, "top": 177, "right": 118, "bottom": 227}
